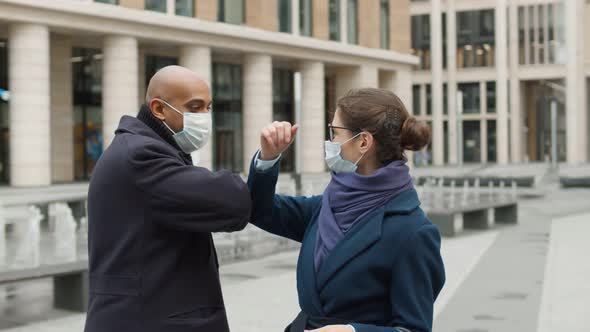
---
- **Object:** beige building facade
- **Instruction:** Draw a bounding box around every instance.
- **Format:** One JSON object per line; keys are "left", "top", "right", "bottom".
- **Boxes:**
{"left": 0, "top": 0, "right": 415, "bottom": 187}
{"left": 410, "top": 0, "right": 589, "bottom": 166}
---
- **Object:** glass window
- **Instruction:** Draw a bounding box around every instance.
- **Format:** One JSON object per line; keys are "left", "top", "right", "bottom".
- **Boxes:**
{"left": 73, "top": 48, "right": 104, "bottom": 181}
{"left": 347, "top": 0, "right": 358, "bottom": 44}
{"left": 411, "top": 15, "right": 430, "bottom": 69}
{"left": 443, "top": 83, "right": 448, "bottom": 115}
{"left": 329, "top": 0, "right": 341, "bottom": 41}
{"left": 145, "top": 0, "right": 167, "bottom": 13}
{"left": 176, "top": 0, "right": 194, "bottom": 17}
{"left": 95, "top": 0, "right": 118, "bottom": 4}
{"left": 300, "top": 0, "right": 313, "bottom": 36}
{"left": 487, "top": 120, "right": 497, "bottom": 162}
{"left": 278, "top": 0, "right": 292, "bottom": 33}
{"left": 0, "top": 39, "right": 9, "bottom": 184}
{"left": 426, "top": 84, "right": 432, "bottom": 116}
{"left": 412, "top": 85, "right": 421, "bottom": 116}
{"left": 380, "top": 0, "right": 390, "bottom": 49}
{"left": 273, "top": 69, "right": 295, "bottom": 172}
{"left": 457, "top": 10, "right": 495, "bottom": 68}
{"left": 212, "top": 63, "right": 243, "bottom": 172}
{"left": 458, "top": 83, "right": 480, "bottom": 114}
{"left": 463, "top": 120, "right": 481, "bottom": 163}
{"left": 218, "top": 0, "right": 244, "bottom": 24}
{"left": 486, "top": 82, "right": 496, "bottom": 113}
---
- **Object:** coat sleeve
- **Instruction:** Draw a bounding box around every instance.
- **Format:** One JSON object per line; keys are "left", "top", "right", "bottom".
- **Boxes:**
{"left": 247, "top": 154, "right": 321, "bottom": 242}
{"left": 126, "top": 138, "right": 252, "bottom": 233}
{"left": 350, "top": 224, "right": 446, "bottom": 332}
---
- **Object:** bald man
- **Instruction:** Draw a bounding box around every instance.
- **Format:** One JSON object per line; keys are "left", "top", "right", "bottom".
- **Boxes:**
{"left": 84, "top": 66, "right": 251, "bottom": 332}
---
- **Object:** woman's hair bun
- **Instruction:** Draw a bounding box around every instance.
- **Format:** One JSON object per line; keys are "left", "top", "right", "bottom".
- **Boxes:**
{"left": 400, "top": 116, "right": 431, "bottom": 151}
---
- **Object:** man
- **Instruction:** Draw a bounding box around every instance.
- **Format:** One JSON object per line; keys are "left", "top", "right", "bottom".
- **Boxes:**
{"left": 84, "top": 66, "right": 251, "bottom": 332}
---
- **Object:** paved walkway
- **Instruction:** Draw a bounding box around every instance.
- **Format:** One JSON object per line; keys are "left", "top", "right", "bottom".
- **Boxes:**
{"left": 1, "top": 185, "right": 589, "bottom": 332}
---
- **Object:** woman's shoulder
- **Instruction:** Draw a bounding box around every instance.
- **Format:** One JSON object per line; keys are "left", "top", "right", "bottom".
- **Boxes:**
{"left": 381, "top": 207, "right": 441, "bottom": 244}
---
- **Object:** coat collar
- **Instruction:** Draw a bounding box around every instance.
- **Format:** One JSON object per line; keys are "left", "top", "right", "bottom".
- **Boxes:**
{"left": 314, "top": 188, "right": 420, "bottom": 290}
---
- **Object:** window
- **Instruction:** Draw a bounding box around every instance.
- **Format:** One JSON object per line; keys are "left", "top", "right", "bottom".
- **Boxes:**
{"left": 0, "top": 40, "right": 9, "bottom": 184}
{"left": 212, "top": 63, "right": 243, "bottom": 172}
{"left": 426, "top": 84, "right": 432, "bottom": 116}
{"left": 145, "top": 0, "right": 167, "bottom": 13}
{"left": 457, "top": 10, "right": 495, "bottom": 68}
{"left": 463, "top": 121, "right": 481, "bottom": 163}
{"left": 176, "top": 0, "right": 194, "bottom": 17}
{"left": 273, "top": 69, "right": 295, "bottom": 172}
{"left": 278, "top": 0, "right": 292, "bottom": 33}
{"left": 380, "top": 0, "right": 390, "bottom": 49}
{"left": 329, "top": 0, "right": 341, "bottom": 41}
{"left": 300, "top": 0, "right": 313, "bottom": 36}
{"left": 486, "top": 82, "right": 496, "bottom": 113}
{"left": 487, "top": 120, "right": 497, "bottom": 162}
{"left": 411, "top": 15, "right": 430, "bottom": 69}
{"left": 347, "top": 0, "right": 358, "bottom": 44}
{"left": 412, "top": 85, "right": 421, "bottom": 116}
{"left": 218, "top": 0, "right": 244, "bottom": 24}
{"left": 95, "top": 0, "right": 118, "bottom": 4}
{"left": 458, "top": 83, "right": 481, "bottom": 114}
{"left": 72, "top": 48, "right": 104, "bottom": 181}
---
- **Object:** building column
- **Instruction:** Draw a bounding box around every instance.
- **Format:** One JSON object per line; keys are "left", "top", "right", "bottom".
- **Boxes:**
{"left": 300, "top": 61, "right": 325, "bottom": 173}
{"left": 243, "top": 53, "right": 273, "bottom": 172}
{"left": 509, "top": 2, "right": 523, "bottom": 163}
{"left": 446, "top": 0, "right": 458, "bottom": 164}
{"left": 51, "top": 34, "right": 74, "bottom": 183}
{"left": 180, "top": 45, "right": 213, "bottom": 169}
{"left": 339, "top": 0, "right": 348, "bottom": 43}
{"left": 357, "top": 64, "right": 379, "bottom": 88}
{"left": 496, "top": 0, "right": 509, "bottom": 164}
{"left": 102, "top": 35, "right": 138, "bottom": 148}
{"left": 565, "top": 0, "right": 587, "bottom": 164}
{"left": 430, "top": 0, "right": 444, "bottom": 165}
{"left": 292, "top": 0, "right": 300, "bottom": 35}
{"left": 9, "top": 23, "right": 51, "bottom": 186}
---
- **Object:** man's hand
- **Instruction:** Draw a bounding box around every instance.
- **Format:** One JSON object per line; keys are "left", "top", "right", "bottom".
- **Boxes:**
{"left": 305, "top": 325, "right": 355, "bottom": 332}
{"left": 260, "top": 121, "right": 299, "bottom": 161}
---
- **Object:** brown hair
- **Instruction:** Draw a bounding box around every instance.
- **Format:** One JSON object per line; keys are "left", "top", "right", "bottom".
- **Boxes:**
{"left": 336, "top": 88, "right": 431, "bottom": 165}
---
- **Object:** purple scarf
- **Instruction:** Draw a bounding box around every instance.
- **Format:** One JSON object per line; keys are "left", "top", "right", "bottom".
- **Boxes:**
{"left": 315, "top": 160, "right": 413, "bottom": 270}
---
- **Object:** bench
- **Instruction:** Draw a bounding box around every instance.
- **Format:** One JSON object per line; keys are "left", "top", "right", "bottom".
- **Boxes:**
{"left": 421, "top": 191, "right": 518, "bottom": 237}
{"left": 0, "top": 260, "right": 88, "bottom": 312}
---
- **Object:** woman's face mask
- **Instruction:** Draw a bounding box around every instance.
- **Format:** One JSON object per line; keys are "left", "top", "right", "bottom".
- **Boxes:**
{"left": 158, "top": 98, "right": 212, "bottom": 154}
{"left": 324, "top": 132, "right": 365, "bottom": 173}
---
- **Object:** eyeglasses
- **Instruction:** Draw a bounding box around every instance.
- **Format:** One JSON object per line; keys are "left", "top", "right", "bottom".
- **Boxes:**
{"left": 328, "top": 124, "right": 360, "bottom": 141}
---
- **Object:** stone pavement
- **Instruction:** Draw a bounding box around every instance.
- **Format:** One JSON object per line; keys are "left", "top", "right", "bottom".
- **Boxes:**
{"left": 1, "top": 185, "right": 589, "bottom": 332}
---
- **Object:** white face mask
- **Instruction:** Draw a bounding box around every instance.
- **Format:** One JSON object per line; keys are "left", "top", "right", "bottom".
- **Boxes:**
{"left": 158, "top": 99, "right": 212, "bottom": 154}
{"left": 324, "top": 132, "right": 365, "bottom": 173}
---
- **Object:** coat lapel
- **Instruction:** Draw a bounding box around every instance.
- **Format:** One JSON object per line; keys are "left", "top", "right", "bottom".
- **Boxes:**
{"left": 314, "top": 188, "right": 421, "bottom": 291}
{"left": 316, "top": 206, "right": 384, "bottom": 291}
{"left": 298, "top": 221, "right": 325, "bottom": 316}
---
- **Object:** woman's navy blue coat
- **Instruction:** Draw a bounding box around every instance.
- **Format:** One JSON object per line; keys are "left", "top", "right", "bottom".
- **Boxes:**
{"left": 247, "top": 158, "right": 445, "bottom": 332}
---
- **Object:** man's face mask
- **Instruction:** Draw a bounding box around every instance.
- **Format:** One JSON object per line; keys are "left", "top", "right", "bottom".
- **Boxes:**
{"left": 157, "top": 98, "right": 212, "bottom": 154}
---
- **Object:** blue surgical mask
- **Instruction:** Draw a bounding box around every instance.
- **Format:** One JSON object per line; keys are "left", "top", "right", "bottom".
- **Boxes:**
{"left": 158, "top": 99, "right": 212, "bottom": 154}
{"left": 324, "top": 132, "right": 365, "bottom": 173}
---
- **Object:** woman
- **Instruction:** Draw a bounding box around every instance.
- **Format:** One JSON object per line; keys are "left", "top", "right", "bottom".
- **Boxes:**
{"left": 248, "top": 88, "right": 445, "bottom": 332}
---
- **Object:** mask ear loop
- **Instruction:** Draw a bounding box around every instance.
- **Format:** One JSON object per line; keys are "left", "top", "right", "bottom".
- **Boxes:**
{"left": 353, "top": 132, "right": 368, "bottom": 166}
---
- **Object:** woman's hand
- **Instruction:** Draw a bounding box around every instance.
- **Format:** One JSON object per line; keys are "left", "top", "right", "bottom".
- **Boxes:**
{"left": 260, "top": 121, "right": 299, "bottom": 161}
{"left": 305, "top": 325, "right": 355, "bottom": 332}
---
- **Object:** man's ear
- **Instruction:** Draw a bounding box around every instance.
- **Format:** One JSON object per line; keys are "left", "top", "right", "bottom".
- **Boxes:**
{"left": 149, "top": 99, "right": 166, "bottom": 121}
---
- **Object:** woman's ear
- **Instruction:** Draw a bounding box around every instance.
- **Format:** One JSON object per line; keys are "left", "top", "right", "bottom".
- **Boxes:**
{"left": 359, "top": 132, "right": 374, "bottom": 154}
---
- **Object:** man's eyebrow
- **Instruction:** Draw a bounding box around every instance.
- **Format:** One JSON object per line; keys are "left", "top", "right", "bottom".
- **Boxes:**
{"left": 186, "top": 98, "right": 206, "bottom": 104}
